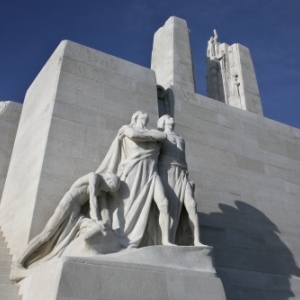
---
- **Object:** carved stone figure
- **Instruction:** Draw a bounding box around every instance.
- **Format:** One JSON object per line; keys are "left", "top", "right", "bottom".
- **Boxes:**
{"left": 10, "top": 172, "right": 120, "bottom": 281}
{"left": 97, "top": 111, "right": 172, "bottom": 248}
{"left": 157, "top": 115, "right": 206, "bottom": 246}
{"left": 208, "top": 29, "right": 218, "bottom": 58}
{"left": 231, "top": 74, "right": 240, "bottom": 98}
{"left": 217, "top": 50, "right": 226, "bottom": 71}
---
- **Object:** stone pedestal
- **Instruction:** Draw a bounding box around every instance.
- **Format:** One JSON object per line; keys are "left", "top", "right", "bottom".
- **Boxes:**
{"left": 18, "top": 246, "right": 226, "bottom": 300}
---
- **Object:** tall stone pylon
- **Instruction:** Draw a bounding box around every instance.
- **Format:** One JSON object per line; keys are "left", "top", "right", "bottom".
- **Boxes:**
{"left": 151, "top": 16, "right": 196, "bottom": 93}
{"left": 206, "top": 30, "right": 263, "bottom": 115}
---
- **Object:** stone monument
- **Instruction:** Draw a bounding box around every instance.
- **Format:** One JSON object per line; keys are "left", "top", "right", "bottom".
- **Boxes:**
{"left": 0, "top": 15, "right": 300, "bottom": 300}
{"left": 7, "top": 112, "right": 223, "bottom": 300}
{"left": 206, "top": 29, "right": 263, "bottom": 115}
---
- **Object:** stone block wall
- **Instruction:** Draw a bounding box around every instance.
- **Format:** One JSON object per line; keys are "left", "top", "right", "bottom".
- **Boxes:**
{"left": 0, "top": 41, "right": 159, "bottom": 257}
{"left": 235, "top": 43, "right": 263, "bottom": 115}
{"left": 151, "top": 17, "right": 195, "bottom": 93}
{"left": 170, "top": 86, "right": 300, "bottom": 299}
{"left": 0, "top": 101, "right": 22, "bottom": 201}
{"left": 1, "top": 33, "right": 299, "bottom": 299}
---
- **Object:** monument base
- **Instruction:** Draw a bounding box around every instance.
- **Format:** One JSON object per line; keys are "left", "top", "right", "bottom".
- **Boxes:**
{"left": 18, "top": 246, "right": 226, "bottom": 300}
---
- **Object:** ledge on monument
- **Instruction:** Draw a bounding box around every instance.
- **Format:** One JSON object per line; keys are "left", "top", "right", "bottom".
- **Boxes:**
{"left": 18, "top": 246, "right": 226, "bottom": 300}
{"left": 62, "top": 245, "right": 216, "bottom": 273}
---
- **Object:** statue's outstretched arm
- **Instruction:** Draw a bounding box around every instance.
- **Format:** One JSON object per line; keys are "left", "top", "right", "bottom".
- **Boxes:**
{"left": 213, "top": 29, "right": 218, "bottom": 40}
{"left": 88, "top": 172, "right": 101, "bottom": 221}
{"left": 99, "top": 191, "right": 110, "bottom": 227}
{"left": 124, "top": 126, "right": 166, "bottom": 142}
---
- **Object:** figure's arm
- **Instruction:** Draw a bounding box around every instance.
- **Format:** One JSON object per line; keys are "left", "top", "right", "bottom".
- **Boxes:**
{"left": 123, "top": 126, "right": 166, "bottom": 142}
{"left": 98, "top": 191, "right": 111, "bottom": 228}
{"left": 70, "top": 173, "right": 89, "bottom": 189}
{"left": 213, "top": 29, "right": 218, "bottom": 40}
{"left": 88, "top": 172, "right": 101, "bottom": 221}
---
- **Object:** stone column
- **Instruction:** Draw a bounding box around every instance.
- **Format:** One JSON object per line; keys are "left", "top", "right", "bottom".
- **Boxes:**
{"left": 151, "top": 16, "right": 196, "bottom": 93}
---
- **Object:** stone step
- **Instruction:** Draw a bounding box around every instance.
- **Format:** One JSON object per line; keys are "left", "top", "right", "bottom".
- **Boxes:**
{"left": 0, "top": 253, "right": 12, "bottom": 261}
{"left": 0, "top": 266, "right": 10, "bottom": 275}
{"left": 0, "top": 246, "right": 10, "bottom": 254}
{"left": 0, "top": 236, "right": 7, "bottom": 244}
{"left": 0, "top": 228, "right": 20, "bottom": 299}
{"left": 0, "top": 295, "right": 21, "bottom": 300}
{"left": 0, "top": 283, "right": 19, "bottom": 295}
{"left": 0, "top": 274, "right": 11, "bottom": 284}
{"left": 0, "top": 260, "right": 11, "bottom": 268}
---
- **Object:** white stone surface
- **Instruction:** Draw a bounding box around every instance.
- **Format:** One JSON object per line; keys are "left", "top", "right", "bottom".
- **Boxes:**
{"left": 206, "top": 31, "right": 263, "bottom": 115}
{"left": 157, "top": 114, "right": 204, "bottom": 246}
{"left": 1, "top": 16, "right": 300, "bottom": 300}
{"left": 0, "top": 228, "right": 21, "bottom": 299}
{"left": 11, "top": 111, "right": 191, "bottom": 282}
{"left": 0, "top": 101, "right": 22, "bottom": 202}
{"left": 170, "top": 84, "right": 300, "bottom": 299}
{"left": 0, "top": 41, "right": 159, "bottom": 259}
{"left": 97, "top": 111, "right": 172, "bottom": 248}
{"left": 18, "top": 246, "right": 226, "bottom": 300}
{"left": 9, "top": 172, "right": 120, "bottom": 281}
{"left": 151, "top": 16, "right": 195, "bottom": 92}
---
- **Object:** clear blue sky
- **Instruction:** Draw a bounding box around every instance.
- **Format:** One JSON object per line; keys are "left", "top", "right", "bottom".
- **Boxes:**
{"left": 1, "top": 0, "right": 300, "bottom": 128}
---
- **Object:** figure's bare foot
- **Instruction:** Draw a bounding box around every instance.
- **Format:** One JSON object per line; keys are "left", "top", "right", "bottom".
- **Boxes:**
{"left": 11, "top": 261, "right": 25, "bottom": 270}
{"left": 162, "top": 241, "right": 176, "bottom": 246}
{"left": 194, "top": 241, "right": 209, "bottom": 248}
{"left": 10, "top": 262, "right": 27, "bottom": 282}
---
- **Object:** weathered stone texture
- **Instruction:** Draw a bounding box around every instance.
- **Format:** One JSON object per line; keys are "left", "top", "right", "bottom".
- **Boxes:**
{"left": 0, "top": 41, "right": 158, "bottom": 258}
{"left": 1, "top": 22, "right": 299, "bottom": 299}
{"left": 237, "top": 44, "right": 263, "bottom": 115}
{"left": 170, "top": 85, "right": 300, "bottom": 299}
{"left": 151, "top": 16, "right": 195, "bottom": 92}
{"left": 206, "top": 40, "right": 263, "bottom": 115}
{"left": 0, "top": 101, "right": 22, "bottom": 202}
{"left": 19, "top": 247, "right": 226, "bottom": 300}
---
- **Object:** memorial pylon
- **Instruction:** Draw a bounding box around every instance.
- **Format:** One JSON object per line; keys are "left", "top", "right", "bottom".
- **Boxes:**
{"left": 206, "top": 30, "right": 263, "bottom": 115}
{"left": 151, "top": 16, "right": 196, "bottom": 93}
{"left": 0, "top": 40, "right": 159, "bottom": 258}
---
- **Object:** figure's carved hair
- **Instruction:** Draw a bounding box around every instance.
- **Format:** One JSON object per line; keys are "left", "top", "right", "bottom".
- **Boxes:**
{"left": 130, "top": 111, "right": 148, "bottom": 126}
{"left": 157, "top": 114, "right": 171, "bottom": 130}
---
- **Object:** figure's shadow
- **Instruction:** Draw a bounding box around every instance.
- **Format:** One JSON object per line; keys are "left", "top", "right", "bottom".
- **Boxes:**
{"left": 199, "top": 200, "right": 300, "bottom": 300}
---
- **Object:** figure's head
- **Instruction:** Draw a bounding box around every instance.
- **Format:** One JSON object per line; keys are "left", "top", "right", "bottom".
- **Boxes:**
{"left": 157, "top": 114, "right": 174, "bottom": 131}
{"left": 130, "top": 111, "right": 149, "bottom": 128}
{"left": 102, "top": 172, "right": 121, "bottom": 193}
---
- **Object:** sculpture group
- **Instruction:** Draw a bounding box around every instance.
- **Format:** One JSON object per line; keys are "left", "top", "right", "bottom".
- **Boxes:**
{"left": 10, "top": 111, "right": 206, "bottom": 282}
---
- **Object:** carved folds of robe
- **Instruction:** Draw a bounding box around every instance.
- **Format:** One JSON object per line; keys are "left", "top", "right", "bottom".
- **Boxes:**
{"left": 97, "top": 135, "right": 162, "bottom": 248}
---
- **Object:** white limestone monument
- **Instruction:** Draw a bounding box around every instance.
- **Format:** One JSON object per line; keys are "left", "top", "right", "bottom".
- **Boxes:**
{"left": 206, "top": 29, "right": 263, "bottom": 115}
{"left": 0, "top": 16, "right": 300, "bottom": 300}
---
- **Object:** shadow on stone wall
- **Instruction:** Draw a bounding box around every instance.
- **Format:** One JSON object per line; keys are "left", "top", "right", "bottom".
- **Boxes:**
{"left": 199, "top": 201, "right": 300, "bottom": 300}
{"left": 206, "top": 59, "right": 225, "bottom": 103}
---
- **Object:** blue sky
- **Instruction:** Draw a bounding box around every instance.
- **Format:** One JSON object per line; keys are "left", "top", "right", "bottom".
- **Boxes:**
{"left": 1, "top": 0, "right": 300, "bottom": 128}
